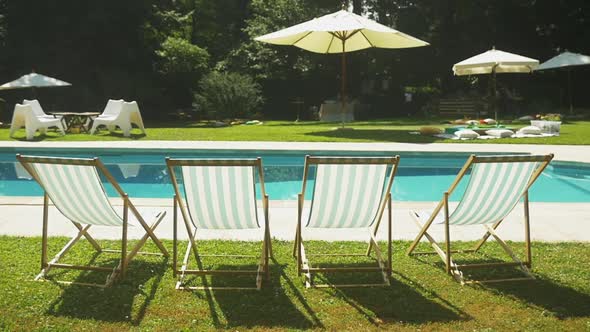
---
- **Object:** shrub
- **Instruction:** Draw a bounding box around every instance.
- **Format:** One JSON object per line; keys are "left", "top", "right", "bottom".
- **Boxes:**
{"left": 157, "top": 37, "right": 209, "bottom": 79}
{"left": 195, "top": 71, "right": 264, "bottom": 120}
{"left": 156, "top": 37, "right": 209, "bottom": 107}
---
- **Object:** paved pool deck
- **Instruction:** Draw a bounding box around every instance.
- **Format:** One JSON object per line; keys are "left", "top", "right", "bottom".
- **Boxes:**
{"left": 3, "top": 140, "right": 590, "bottom": 163}
{"left": 1, "top": 141, "right": 588, "bottom": 242}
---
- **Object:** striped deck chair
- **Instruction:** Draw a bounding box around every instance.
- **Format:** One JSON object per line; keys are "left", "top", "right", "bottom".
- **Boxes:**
{"left": 295, "top": 156, "right": 400, "bottom": 288}
{"left": 166, "top": 158, "right": 271, "bottom": 290}
{"left": 16, "top": 154, "right": 169, "bottom": 287}
{"left": 406, "top": 154, "right": 554, "bottom": 285}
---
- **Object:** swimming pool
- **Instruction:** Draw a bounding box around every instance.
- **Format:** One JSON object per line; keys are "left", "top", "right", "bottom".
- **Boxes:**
{"left": 1, "top": 148, "right": 589, "bottom": 202}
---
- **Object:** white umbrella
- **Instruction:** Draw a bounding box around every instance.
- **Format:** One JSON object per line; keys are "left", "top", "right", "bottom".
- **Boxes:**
{"left": 0, "top": 72, "right": 71, "bottom": 90}
{"left": 453, "top": 48, "right": 539, "bottom": 121}
{"left": 536, "top": 51, "right": 590, "bottom": 114}
{"left": 255, "top": 9, "right": 429, "bottom": 126}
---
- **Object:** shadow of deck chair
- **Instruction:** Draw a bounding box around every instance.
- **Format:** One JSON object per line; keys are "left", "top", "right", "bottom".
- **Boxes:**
{"left": 166, "top": 158, "right": 271, "bottom": 290}
{"left": 294, "top": 156, "right": 400, "bottom": 288}
{"left": 16, "top": 154, "right": 169, "bottom": 287}
{"left": 406, "top": 154, "right": 554, "bottom": 285}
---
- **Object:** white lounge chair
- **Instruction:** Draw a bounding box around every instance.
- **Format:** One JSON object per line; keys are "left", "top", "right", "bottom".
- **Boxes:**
{"left": 16, "top": 154, "right": 169, "bottom": 287}
{"left": 88, "top": 99, "right": 123, "bottom": 133}
{"left": 294, "top": 156, "right": 400, "bottom": 288}
{"left": 23, "top": 99, "right": 62, "bottom": 121}
{"left": 9, "top": 104, "right": 65, "bottom": 140}
{"left": 166, "top": 158, "right": 271, "bottom": 290}
{"left": 90, "top": 100, "right": 146, "bottom": 137}
{"left": 406, "top": 154, "right": 554, "bottom": 284}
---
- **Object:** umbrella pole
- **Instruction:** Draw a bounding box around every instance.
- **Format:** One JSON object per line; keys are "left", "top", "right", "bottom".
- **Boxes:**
{"left": 493, "top": 71, "right": 498, "bottom": 123}
{"left": 340, "top": 41, "right": 347, "bottom": 128}
{"left": 568, "top": 69, "right": 573, "bottom": 114}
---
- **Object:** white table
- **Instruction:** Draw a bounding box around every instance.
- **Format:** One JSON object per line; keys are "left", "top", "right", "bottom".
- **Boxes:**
{"left": 319, "top": 102, "right": 355, "bottom": 122}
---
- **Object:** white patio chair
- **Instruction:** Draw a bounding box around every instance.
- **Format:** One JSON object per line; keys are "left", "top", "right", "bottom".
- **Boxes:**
{"left": 23, "top": 99, "right": 62, "bottom": 121}
{"left": 9, "top": 104, "right": 65, "bottom": 140}
{"left": 90, "top": 100, "right": 145, "bottom": 137}
{"left": 88, "top": 99, "right": 123, "bottom": 134}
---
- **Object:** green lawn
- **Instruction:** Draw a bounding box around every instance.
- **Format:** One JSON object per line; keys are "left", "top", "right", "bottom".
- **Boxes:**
{"left": 2, "top": 119, "right": 590, "bottom": 144}
{"left": 1, "top": 236, "right": 589, "bottom": 331}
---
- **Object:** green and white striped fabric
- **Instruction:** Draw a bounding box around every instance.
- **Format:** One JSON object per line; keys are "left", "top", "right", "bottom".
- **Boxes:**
{"left": 181, "top": 165, "right": 259, "bottom": 229}
{"left": 306, "top": 164, "right": 388, "bottom": 228}
{"left": 30, "top": 163, "right": 123, "bottom": 226}
{"left": 449, "top": 161, "right": 539, "bottom": 225}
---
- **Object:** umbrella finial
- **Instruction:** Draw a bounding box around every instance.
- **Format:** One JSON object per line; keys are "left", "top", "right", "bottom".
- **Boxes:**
{"left": 341, "top": 1, "right": 347, "bottom": 10}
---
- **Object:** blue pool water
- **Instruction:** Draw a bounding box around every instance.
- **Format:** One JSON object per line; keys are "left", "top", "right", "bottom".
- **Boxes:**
{"left": 1, "top": 148, "right": 589, "bottom": 202}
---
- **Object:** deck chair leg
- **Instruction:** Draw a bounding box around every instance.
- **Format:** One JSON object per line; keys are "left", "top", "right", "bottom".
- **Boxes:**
{"left": 260, "top": 198, "right": 271, "bottom": 285}
{"left": 369, "top": 231, "right": 390, "bottom": 285}
{"left": 125, "top": 211, "right": 167, "bottom": 262}
{"left": 173, "top": 196, "right": 178, "bottom": 277}
{"left": 182, "top": 212, "right": 200, "bottom": 264}
{"left": 292, "top": 231, "right": 299, "bottom": 258}
{"left": 299, "top": 241, "right": 313, "bottom": 288}
{"left": 120, "top": 197, "right": 129, "bottom": 279}
{"left": 129, "top": 204, "right": 169, "bottom": 256}
{"left": 407, "top": 202, "right": 444, "bottom": 255}
{"left": 444, "top": 193, "right": 451, "bottom": 275}
{"left": 264, "top": 195, "right": 273, "bottom": 260}
{"left": 294, "top": 193, "right": 303, "bottom": 259}
{"left": 408, "top": 211, "right": 464, "bottom": 283}
{"left": 41, "top": 193, "right": 49, "bottom": 271}
{"left": 176, "top": 232, "right": 195, "bottom": 289}
{"left": 484, "top": 225, "right": 534, "bottom": 279}
{"left": 366, "top": 191, "right": 393, "bottom": 256}
{"left": 264, "top": 225, "right": 271, "bottom": 281}
{"left": 387, "top": 194, "right": 392, "bottom": 278}
{"left": 472, "top": 219, "right": 504, "bottom": 252}
{"left": 256, "top": 231, "right": 269, "bottom": 290}
{"left": 296, "top": 193, "right": 303, "bottom": 275}
{"left": 36, "top": 224, "right": 92, "bottom": 281}
{"left": 523, "top": 192, "right": 532, "bottom": 267}
{"left": 72, "top": 222, "right": 102, "bottom": 252}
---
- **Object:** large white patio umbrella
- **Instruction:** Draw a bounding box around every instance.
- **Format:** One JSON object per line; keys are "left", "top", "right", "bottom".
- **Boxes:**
{"left": 453, "top": 48, "right": 539, "bottom": 121}
{"left": 0, "top": 72, "right": 71, "bottom": 99}
{"left": 536, "top": 51, "right": 590, "bottom": 114}
{"left": 0, "top": 72, "right": 71, "bottom": 90}
{"left": 255, "top": 9, "right": 429, "bottom": 126}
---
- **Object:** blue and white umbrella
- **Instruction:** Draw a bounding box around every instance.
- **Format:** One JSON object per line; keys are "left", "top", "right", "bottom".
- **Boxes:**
{"left": 536, "top": 51, "right": 590, "bottom": 114}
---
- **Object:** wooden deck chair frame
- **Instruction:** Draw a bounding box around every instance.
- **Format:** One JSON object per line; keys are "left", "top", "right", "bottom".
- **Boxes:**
{"left": 16, "top": 154, "right": 169, "bottom": 288}
{"left": 294, "top": 156, "right": 400, "bottom": 288}
{"left": 406, "top": 154, "right": 554, "bottom": 285}
{"left": 166, "top": 158, "right": 271, "bottom": 291}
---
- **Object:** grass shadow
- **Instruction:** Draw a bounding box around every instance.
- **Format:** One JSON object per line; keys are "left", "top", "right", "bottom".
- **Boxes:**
{"left": 91, "top": 130, "right": 147, "bottom": 140}
{"left": 181, "top": 261, "right": 318, "bottom": 329}
{"left": 305, "top": 129, "right": 443, "bottom": 143}
{"left": 175, "top": 239, "right": 320, "bottom": 329}
{"left": 8, "top": 130, "right": 65, "bottom": 141}
{"left": 314, "top": 266, "right": 469, "bottom": 325}
{"left": 46, "top": 256, "right": 168, "bottom": 325}
{"left": 484, "top": 274, "right": 590, "bottom": 319}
